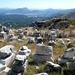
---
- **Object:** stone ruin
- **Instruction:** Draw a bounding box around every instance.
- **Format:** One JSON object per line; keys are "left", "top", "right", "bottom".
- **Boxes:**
{"left": 0, "top": 25, "right": 9, "bottom": 41}
{"left": 7, "top": 34, "right": 15, "bottom": 42}
{"left": 49, "top": 29, "right": 57, "bottom": 41}
{"left": 27, "top": 37, "right": 35, "bottom": 43}
{"left": 58, "top": 39, "right": 65, "bottom": 47}
{"left": 33, "top": 29, "right": 41, "bottom": 41}
{"left": 67, "top": 42, "right": 74, "bottom": 48}
{"left": 18, "top": 32, "right": 25, "bottom": 40}
{"left": 33, "top": 44, "right": 54, "bottom": 63}
{"left": 0, "top": 31, "right": 7, "bottom": 41}
{"left": 0, "top": 45, "right": 31, "bottom": 74}
{"left": 0, "top": 25, "right": 9, "bottom": 34}
{"left": 9, "top": 46, "right": 31, "bottom": 75}
{"left": 48, "top": 40, "right": 56, "bottom": 46}
{"left": 43, "top": 31, "right": 50, "bottom": 41}
{"left": 57, "top": 48, "right": 74, "bottom": 65}
{"left": 63, "top": 52, "right": 75, "bottom": 75}
{"left": 0, "top": 45, "right": 15, "bottom": 73}
{"left": 18, "top": 46, "right": 31, "bottom": 58}
{"left": 15, "top": 29, "right": 25, "bottom": 41}
{"left": 0, "top": 63, "right": 10, "bottom": 73}
{"left": 0, "top": 45, "right": 15, "bottom": 65}
{"left": 47, "top": 29, "right": 57, "bottom": 46}
{"left": 36, "top": 37, "right": 43, "bottom": 44}
{"left": 65, "top": 51, "right": 75, "bottom": 73}
{"left": 66, "top": 60, "right": 75, "bottom": 70}
{"left": 9, "top": 55, "right": 28, "bottom": 75}
{"left": 45, "top": 61, "right": 62, "bottom": 74}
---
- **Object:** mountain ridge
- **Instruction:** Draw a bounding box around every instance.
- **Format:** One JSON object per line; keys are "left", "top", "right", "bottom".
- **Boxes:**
{"left": 0, "top": 7, "right": 75, "bottom": 17}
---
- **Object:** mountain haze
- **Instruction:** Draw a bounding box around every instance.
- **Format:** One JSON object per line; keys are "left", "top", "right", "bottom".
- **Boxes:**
{"left": 0, "top": 7, "right": 75, "bottom": 17}
{"left": 0, "top": 7, "right": 75, "bottom": 28}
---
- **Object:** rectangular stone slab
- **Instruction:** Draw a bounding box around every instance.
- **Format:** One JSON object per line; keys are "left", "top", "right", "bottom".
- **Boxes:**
{"left": 0, "top": 53, "right": 15, "bottom": 66}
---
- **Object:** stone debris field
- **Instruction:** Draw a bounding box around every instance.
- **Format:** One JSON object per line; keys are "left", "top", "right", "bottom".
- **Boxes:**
{"left": 0, "top": 25, "right": 75, "bottom": 75}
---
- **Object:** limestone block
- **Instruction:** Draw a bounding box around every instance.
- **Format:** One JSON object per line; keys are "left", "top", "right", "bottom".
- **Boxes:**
{"left": 45, "top": 61, "right": 61, "bottom": 73}
{"left": 57, "top": 56, "right": 73, "bottom": 64}
{"left": 0, "top": 64, "right": 6, "bottom": 72}
{"left": 58, "top": 39, "right": 65, "bottom": 47}
{"left": 15, "top": 55, "right": 28, "bottom": 69}
{"left": 43, "top": 32, "right": 49, "bottom": 41}
{"left": 19, "top": 46, "right": 28, "bottom": 50}
{"left": 63, "top": 48, "right": 74, "bottom": 59}
{"left": 67, "top": 42, "right": 74, "bottom": 48}
{"left": 28, "top": 37, "right": 35, "bottom": 43}
{"left": 2, "top": 67, "right": 10, "bottom": 73}
{"left": 35, "top": 44, "right": 53, "bottom": 55}
{"left": 18, "top": 46, "right": 31, "bottom": 57}
{"left": 33, "top": 54, "right": 54, "bottom": 63}
{"left": 36, "top": 37, "right": 43, "bottom": 44}
{"left": 48, "top": 40, "right": 56, "bottom": 46}
{"left": 67, "top": 61, "right": 75, "bottom": 70}
{"left": 0, "top": 45, "right": 14, "bottom": 58}
{"left": 10, "top": 55, "right": 28, "bottom": 75}
{"left": 0, "top": 53, "right": 15, "bottom": 66}
{"left": 15, "top": 55, "right": 27, "bottom": 62}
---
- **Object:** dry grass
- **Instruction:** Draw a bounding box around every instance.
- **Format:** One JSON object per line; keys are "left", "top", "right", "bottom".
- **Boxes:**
{"left": 0, "top": 27, "right": 75, "bottom": 75}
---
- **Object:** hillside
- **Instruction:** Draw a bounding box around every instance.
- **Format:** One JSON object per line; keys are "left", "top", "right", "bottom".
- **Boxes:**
{"left": 53, "top": 9, "right": 75, "bottom": 19}
{"left": 31, "top": 18, "right": 75, "bottom": 29}
{"left": 31, "top": 8, "right": 75, "bottom": 29}
{"left": 62, "top": 10, "right": 75, "bottom": 18}
{"left": 0, "top": 14, "right": 47, "bottom": 28}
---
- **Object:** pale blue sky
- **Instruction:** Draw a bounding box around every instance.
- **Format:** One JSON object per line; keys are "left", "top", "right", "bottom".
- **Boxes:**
{"left": 0, "top": 0, "right": 75, "bottom": 9}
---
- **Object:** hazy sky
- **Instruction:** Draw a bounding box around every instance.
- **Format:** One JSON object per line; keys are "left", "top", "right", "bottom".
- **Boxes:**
{"left": 0, "top": 0, "right": 75, "bottom": 9}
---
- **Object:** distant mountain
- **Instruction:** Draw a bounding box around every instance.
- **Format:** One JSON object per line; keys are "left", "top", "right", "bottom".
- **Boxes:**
{"left": 0, "top": 7, "right": 75, "bottom": 28}
{"left": 0, "top": 7, "right": 75, "bottom": 17}
{"left": 51, "top": 9, "right": 75, "bottom": 19}
{"left": 4, "top": 7, "right": 31, "bottom": 14}
{"left": 60, "top": 9, "right": 75, "bottom": 18}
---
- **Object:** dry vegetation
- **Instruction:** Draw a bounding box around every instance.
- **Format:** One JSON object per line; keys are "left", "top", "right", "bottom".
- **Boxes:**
{"left": 0, "top": 27, "right": 75, "bottom": 75}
